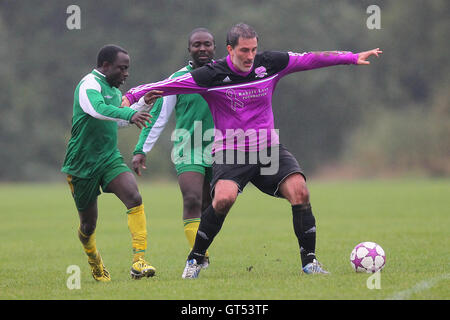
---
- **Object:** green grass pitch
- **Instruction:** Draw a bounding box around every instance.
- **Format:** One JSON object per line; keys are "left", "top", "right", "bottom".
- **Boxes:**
{"left": 0, "top": 179, "right": 448, "bottom": 300}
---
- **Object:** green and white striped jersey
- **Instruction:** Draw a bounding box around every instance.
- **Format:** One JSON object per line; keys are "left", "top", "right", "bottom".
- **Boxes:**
{"left": 61, "top": 69, "right": 136, "bottom": 178}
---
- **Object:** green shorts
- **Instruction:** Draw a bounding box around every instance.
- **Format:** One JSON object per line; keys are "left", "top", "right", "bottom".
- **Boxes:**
{"left": 66, "top": 157, "right": 131, "bottom": 211}
{"left": 176, "top": 163, "right": 213, "bottom": 182}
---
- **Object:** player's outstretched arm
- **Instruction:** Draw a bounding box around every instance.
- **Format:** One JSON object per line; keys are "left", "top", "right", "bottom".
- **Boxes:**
{"left": 282, "top": 48, "right": 381, "bottom": 75}
{"left": 122, "top": 89, "right": 163, "bottom": 108}
{"left": 117, "top": 91, "right": 161, "bottom": 128}
{"left": 125, "top": 73, "right": 208, "bottom": 105}
{"left": 356, "top": 48, "right": 383, "bottom": 65}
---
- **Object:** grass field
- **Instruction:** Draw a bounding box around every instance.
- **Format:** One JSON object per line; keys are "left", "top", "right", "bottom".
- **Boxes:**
{"left": 0, "top": 178, "right": 449, "bottom": 300}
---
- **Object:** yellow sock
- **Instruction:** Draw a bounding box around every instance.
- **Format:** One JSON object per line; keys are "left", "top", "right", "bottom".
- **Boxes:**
{"left": 184, "top": 218, "right": 200, "bottom": 248}
{"left": 78, "top": 228, "right": 98, "bottom": 259}
{"left": 127, "top": 204, "right": 147, "bottom": 262}
{"left": 183, "top": 218, "right": 209, "bottom": 258}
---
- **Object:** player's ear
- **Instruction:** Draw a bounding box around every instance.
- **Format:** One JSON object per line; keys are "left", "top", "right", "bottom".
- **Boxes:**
{"left": 101, "top": 60, "right": 111, "bottom": 70}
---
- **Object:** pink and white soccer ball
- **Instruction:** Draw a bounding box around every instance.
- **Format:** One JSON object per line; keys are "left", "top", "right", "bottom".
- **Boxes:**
{"left": 350, "top": 242, "right": 386, "bottom": 273}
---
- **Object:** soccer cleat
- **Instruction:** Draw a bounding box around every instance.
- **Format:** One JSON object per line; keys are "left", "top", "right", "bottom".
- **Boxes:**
{"left": 130, "top": 257, "right": 156, "bottom": 279}
{"left": 302, "top": 259, "right": 330, "bottom": 275}
{"left": 181, "top": 259, "right": 202, "bottom": 279}
{"left": 200, "top": 256, "right": 210, "bottom": 269}
{"left": 88, "top": 253, "right": 111, "bottom": 282}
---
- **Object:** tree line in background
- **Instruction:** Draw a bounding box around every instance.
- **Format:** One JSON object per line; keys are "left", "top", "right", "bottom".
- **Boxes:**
{"left": 0, "top": 0, "right": 448, "bottom": 181}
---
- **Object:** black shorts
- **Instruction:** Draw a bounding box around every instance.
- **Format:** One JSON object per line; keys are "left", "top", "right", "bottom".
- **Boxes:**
{"left": 210, "top": 144, "right": 305, "bottom": 198}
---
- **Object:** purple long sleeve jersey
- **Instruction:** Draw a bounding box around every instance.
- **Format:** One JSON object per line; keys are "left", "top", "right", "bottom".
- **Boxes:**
{"left": 126, "top": 51, "right": 358, "bottom": 153}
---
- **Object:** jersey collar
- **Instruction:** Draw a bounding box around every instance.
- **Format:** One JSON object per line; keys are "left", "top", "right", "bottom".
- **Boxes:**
{"left": 92, "top": 69, "right": 107, "bottom": 80}
{"left": 188, "top": 59, "right": 215, "bottom": 70}
{"left": 226, "top": 55, "right": 253, "bottom": 77}
{"left": 92, "top": 69, "right": 113, "bottom": 87}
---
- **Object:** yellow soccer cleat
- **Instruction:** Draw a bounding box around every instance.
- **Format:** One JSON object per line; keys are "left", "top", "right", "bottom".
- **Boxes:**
{"left": 130, "top": 257, "right": 156, "bottom": 279}
{"left": 88, "top": 253, "right": 111, "bottom": 282}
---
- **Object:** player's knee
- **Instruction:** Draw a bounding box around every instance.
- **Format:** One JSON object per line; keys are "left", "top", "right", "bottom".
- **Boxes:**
{"left": 212, "top": 180, "right": 238, "bottom": 215}
{"left": 183, "top": 193, "right": 202, "bottom": 215}
{"left": 282, "top": 174, "right": 310, "bottom": 205}
{"left": 126, "top": 192, "right": 142, "bottom": 209}
{"left": 80, "top": 222, "right": 96, "bottom": 236}
{"left": 212, "top": 194, "right": 236, "bottom": 216}
{"left": 295, "top": 186, "right": 310, "bottom": 204}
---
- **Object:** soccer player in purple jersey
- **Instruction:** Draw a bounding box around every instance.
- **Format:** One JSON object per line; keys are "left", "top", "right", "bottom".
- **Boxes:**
{"left": 122, "top": 23, "right": 382, "bottom": 278}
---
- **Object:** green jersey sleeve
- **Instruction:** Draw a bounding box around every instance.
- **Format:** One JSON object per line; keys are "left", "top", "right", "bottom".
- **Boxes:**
{"left": 134, "top": 94, "right": 177, "bottom": 154}
{"left": 79, "top": 76, "right": 136, "bottom": 121}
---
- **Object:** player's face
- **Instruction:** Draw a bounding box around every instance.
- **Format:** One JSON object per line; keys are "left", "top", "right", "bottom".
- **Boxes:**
{"left": 105, "top": 52, "right": 130, "bottom": 88}
{"left": 227, "top": 37, "right": 258, "bottom": 72}
{"left": 189, "top": 32, "right": 215, "bottom": 68}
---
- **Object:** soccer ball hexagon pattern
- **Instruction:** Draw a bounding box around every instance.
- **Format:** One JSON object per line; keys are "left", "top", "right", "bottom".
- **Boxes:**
{"left": 350, "top": 241, "right": 386, "bottom": 273}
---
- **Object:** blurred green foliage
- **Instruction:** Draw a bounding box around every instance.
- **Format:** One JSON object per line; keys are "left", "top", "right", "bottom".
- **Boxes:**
{"left": 0, "top": 0, "right": 448, "bottom": 181}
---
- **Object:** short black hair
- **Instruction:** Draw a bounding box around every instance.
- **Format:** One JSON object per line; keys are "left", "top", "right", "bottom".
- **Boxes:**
{"left": 226, "top": 23, "right": 258, "bottom": 48}
{"left": 188, "top": 27, "right": 215, "bottom": 47}
{"left": 96, "top": 44, "right": 128, "bottom": 68}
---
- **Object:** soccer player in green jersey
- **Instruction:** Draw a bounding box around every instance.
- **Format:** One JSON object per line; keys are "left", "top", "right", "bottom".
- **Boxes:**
{"left": 131, "top": 28, "right": 215, "bottom": 267}
{"left": 61, "top": 45, "right": 161, "bottom": 281}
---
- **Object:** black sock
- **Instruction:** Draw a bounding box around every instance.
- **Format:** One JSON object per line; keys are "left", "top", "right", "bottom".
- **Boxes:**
{"left": 292, "top": 203, "right": 317, "bottom": 267}
{"left": 188, "top": 205, "right": 226, "bottom": 263}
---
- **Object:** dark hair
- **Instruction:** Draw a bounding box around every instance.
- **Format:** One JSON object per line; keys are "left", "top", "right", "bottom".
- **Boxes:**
{"left": 96, "top": 44, "right": 128, "bottom": 68}
{"left": 188, "top": 27, "right": 215, "bottom": 47}
{"left": 226, "top": 23, "right": 258, "bottom": 48}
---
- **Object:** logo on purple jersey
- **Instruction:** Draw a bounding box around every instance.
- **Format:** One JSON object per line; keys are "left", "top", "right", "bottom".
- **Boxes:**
{"left": 255, "top": 66, "right": 267, "bottom": 78}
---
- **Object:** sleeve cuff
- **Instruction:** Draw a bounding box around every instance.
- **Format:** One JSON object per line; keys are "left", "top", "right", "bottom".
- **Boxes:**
{"left": 126, "top": 109, "right": 137, "bottom": 122}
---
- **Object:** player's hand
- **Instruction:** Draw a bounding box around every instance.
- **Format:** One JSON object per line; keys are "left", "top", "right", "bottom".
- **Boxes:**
{"left": 357, "top": 48, "right": 383, "bottom": 65}
{"left": 144, "top": 90, "right": 164, "bottom": 105}
{"left": 130, "top": 111, "right": 151, "bottom": 129}
{"left": 132, "top": 153, "right": 147, "bottom": 176}
{"left": 122, "top": 95, "right": 131, "bottom": 107}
